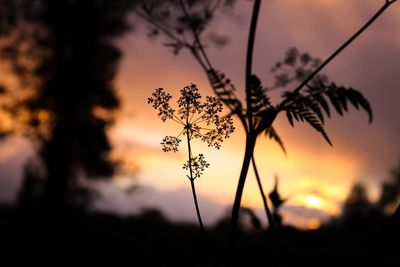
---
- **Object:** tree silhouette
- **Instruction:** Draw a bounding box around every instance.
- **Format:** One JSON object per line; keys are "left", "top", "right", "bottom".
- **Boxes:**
{"left": 378, "top": 159, "right": 400, "bottom": 216}
{"left": 0, "top": 0, "right": 136, "bottom": 211}
{"left": 136, "top": 0, "right": 397, "bottom": 235}
{"left": 341, "top": 183, "right": 374, "bottom": 224}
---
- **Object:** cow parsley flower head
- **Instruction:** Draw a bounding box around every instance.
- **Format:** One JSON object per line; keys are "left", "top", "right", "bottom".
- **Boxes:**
{"left": 148, "top": 84, "right": 235, "bottom": 179}
{"left": 161, "top": 136, "right": 181, "bottom": 152}
{"left": 148, "top": 88, "right": 175, "bottom": 122}
{"left": 183, "top": 153, "right": 210, "bottom": 179}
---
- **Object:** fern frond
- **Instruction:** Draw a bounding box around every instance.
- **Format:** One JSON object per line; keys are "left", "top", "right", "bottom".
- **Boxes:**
{"left": 345, "top": 87, "right": 373, "bottom": 122}
{"left": 265, "top": 127, "right": 286, "bottom": 155}
{"left": 325, "top": 88, "right": 344, "bottom": 116}
{"left": 250, "top": 75, "right": 271, "bottom": 116}
{"left": 286, "top": 110, "right": 294, "bottom": 127}
{"left": 285, "top": 102, "right": 332, "bottom": 146}
{"left": 316, "top": 83, "right": 373, "bottom": 123}
{"left": 207, "top": 68, "right": 243, "bottom": 115}
{"left": 298, "top": 105, "right": 332, "bottom": 146}
{"left": 302, "top": 96, "right": 324, "bottom": 123}
{"left": 312, "top": 92, "right": 330, "bottom": 118}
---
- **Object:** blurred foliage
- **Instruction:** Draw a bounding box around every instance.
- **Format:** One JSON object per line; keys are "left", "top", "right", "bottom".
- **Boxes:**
{"left": 339, "top": 160, "right": 400, "bottom": 226}
{"left": 0, "top": 0, "right": 137, "bottom": 210}
{"left": 269, "top": 176, "right": 286, "bottom": 227}
{"left": 378, "top": 160, "right": 400, "bottom": 213}
{"left": 134, "top": 0, "right": 235, "bottom": 54}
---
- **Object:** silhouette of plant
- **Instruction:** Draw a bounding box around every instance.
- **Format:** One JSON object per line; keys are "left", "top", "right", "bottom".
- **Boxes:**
{"left": 148, "top": 84, "right": 235, "bottom": 231}
{"left": 136, "top": 0, "right": 397, "bottom": 234}
{"left": 269, "top": 176, "right": 286, "bottom": 228}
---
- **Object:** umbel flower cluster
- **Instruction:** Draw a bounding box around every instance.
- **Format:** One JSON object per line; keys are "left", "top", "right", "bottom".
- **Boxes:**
{"left": 148, "top": 84, "right": 235, "bottom": 180}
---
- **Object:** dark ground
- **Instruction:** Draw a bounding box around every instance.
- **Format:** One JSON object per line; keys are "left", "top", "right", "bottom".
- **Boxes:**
{"left": 0, "top": 205, "right": 398, "bottom": 266}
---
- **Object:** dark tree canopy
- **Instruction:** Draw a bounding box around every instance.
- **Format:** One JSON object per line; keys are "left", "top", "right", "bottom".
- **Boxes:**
{"left": 379, "top": 160, "right": 400, "bottom": 213}
{"left": 0, "top": 0, "right": 137, "bottom": 210}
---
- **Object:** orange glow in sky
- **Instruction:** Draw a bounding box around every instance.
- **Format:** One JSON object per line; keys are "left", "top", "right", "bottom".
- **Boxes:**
{"left": 304, "top": 195, "right": 325, "bottom": 210}
{"left": 99, "top": 0, "right": 400, "bottom": 229}
{"left": 106, "top": 0, "right": 400, "bottom": 229}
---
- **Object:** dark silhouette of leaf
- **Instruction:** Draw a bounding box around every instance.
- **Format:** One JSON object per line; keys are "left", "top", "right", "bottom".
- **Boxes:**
{"left": 286, "top": 110, "right": 294, "bottom": 127}
{"left": 285, "top": 102, "right": 332, "bottom": 146}
{"left": 300, "top": 107, "right": 332, "bottom": 146}
{"left": 268, "top": 176, "right": 286, "bottom": 227}
{"left": 265, "top": 127, "right": 286, "bottom": 155}
{"left": 250, "top": 74, "right": 271, "bottom": 116}
{"left": 303, "top": 96, "right": 324, "bottom": 123}
{"left": 207, "top": 68, "right": 242, "bottom": 115}
{"left": 312, "top": 91, "right": 331, "bottom": 117}
{"left": 269, "top": 176, "right": 286, "bottom": 210}
{"left": 281, "top": 77, "right": 373, "bottom": 146}
{"left": 318, "top": 83, "right": 373, "bottom": 123}
{"left": 346, "top": 87, "right": 373, "bottom": 122}
{"left": 326, "top": 89, "right": 344, "bottom": 116}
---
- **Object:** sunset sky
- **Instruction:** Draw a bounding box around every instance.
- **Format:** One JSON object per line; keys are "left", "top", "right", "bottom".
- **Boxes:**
{"left": 0, "top": 0, "right": 399, "bottom": 229}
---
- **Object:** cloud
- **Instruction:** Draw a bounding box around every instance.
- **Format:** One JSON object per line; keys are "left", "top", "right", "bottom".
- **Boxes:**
{"left": 282, "top": 205, "right": 330, "bottom": 222}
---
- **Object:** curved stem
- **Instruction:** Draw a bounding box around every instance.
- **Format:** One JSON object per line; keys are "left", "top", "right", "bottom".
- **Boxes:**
{"left": 230, "top": 0, "right": 262, "bottom": 235}
{"left": 252, "top": 155, "right": 275, "bottom": 229}
{"left": 186, "top": 117, "right": 204, "bottom": 232}
{"left": 190, "top": 177, "right": 204, "bottom": 232}
{"left": 245, "top": 0, "right": 261, "bottom": 133}
{"left": 231, "top": 134, "right": 256, "bottom": 233}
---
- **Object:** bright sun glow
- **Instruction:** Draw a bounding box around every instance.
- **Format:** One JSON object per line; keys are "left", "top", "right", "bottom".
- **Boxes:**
{"left": 304, "top": 195, "right": 325, "bottom": 210}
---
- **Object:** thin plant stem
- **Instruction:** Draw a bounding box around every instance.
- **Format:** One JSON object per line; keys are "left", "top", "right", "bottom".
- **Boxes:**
{"left": 230, "top": 0, "right": 261, "bottom": 233}
{"left": 252, "top": 155, "right": 275, "bottom": 229}
{"left": 231, "top": 134, "right": 256, "bottom": 232}
{"left": 186, "top": 107, "right": 204, "bottom": 232}
{"left": 172, "top": 117, "right": 185, "bottom": 125}
{"left": 190, "top": 177, "right": 204, "bottom": 232}
{"left": 179, "top": 0, "right": 213, "bottom": 70}
{"left": 176, "top": 128, "right": 185, "bottom": 139}
{"left": 245, "top": 0, "right": 261, "bottom": 133}
{"left": 134, "top": 10, "right": 185, "bottom": 46}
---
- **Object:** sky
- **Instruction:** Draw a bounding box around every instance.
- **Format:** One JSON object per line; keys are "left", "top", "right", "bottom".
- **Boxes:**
{"left": 1, "top": 0, "right": 399, "bottom": 229}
